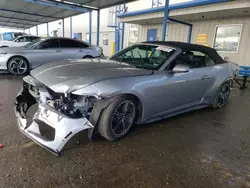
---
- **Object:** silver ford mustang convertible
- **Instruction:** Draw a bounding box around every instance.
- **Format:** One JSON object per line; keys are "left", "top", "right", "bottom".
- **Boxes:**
{"left": 15, "top": 41, "right": 237, "bottom": 155}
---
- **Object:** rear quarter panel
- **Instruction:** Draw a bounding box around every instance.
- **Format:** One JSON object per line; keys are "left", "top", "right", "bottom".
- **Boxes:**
{"left": 84, "top": 47, "right": 101, "bottom": 57}
{"left": 203, "top": 63, "right": 233, "bottom": 103}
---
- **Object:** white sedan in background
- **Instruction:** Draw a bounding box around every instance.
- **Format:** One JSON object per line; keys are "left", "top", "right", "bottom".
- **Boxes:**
{"left": 0, "top": 35, "right": 40, "bottom": 48}
{"left": 0, "top": 37, "right": 104, "bottom": 75}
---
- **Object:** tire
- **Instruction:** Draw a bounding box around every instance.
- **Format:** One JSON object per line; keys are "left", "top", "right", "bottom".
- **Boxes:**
{"left": 83, "top": 55, "right": 93, "bottom": 58}
{"left": 212, "top": 81, "right": 231, "bottom": 108}
{"left": 7, "top": 57, "right": 29, "bottom": 75}
{"left": 98, "top": 95, "right": 136, "bottom": 141}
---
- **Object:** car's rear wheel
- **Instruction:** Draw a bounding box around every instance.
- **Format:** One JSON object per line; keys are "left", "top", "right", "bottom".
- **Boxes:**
{"left": 83, "top": 55, "right": 93, "bottom": 58}
{"left": 98, "top": 96, "right": 136, "bottom": 141}
{"left": 7, "top": 57, "right": 29, "bottom": 75}
{"left": 212, "top": 82, "right": 231, "bottom": 108}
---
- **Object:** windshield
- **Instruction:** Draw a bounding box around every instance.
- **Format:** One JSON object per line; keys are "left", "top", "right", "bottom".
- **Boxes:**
{"left": 12, "top": 37, "right": 18, "bottom": 41}
{"left": 25, "top": 38, "right": 43, "bottom": 48}
{"left": 110, "top": 44, "right": 176, "bottom": 70}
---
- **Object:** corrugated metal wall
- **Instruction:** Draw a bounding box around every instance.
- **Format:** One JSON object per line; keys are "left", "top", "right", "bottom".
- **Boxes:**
{"left": 138, "top": 16, "right": 250, "bottom": 66}
{"left": 138, "top": 23, "right": 189, "bottom": 42}
{"left": 85, "top": 31, "right": 115, "bottom": 56}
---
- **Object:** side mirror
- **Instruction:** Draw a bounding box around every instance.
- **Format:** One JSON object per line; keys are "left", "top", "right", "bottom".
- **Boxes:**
{"left": 172, "top": 64, "right": 190, "bottom": 73}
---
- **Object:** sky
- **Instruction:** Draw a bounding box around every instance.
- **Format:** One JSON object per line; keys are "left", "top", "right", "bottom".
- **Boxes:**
{"left": 0, "top": 0, "right": 194, "bottom": 34}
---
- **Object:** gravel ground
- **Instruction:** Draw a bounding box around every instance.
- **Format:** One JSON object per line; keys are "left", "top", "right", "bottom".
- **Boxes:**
{"left": 0, "top": 74, "right": 249, "bottom": 188}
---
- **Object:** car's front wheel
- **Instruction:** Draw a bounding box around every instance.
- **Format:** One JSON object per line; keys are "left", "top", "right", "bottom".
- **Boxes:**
{"left": 212, "top": 82, "right": 231, "bottom": 108}
{"left": 7, "top": 57, "right": 29, "bottom": 75}
{"left": 98, "top": 96, "right": 136, "bottom": 141}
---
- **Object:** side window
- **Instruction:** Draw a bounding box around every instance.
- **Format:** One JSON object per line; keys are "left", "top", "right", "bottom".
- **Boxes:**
{"left": 30, "top": 36, "right": 39, "bottom": 42}
{"left": 25, "top": 37, "right": 31, "bottom": 42}
{"left": 191, "top": 51, "right": 215, "bottom": 67}
{"left": 60, "top": 39, "right": 80, "bottom": 48}
{"left": 38, "top": 39, "right": 59, "bottom": 49}
{"left": 171, "top": 51, "right": 196, "bottom": 69}
{"left": 170, "top": 50, "right": 215, "bottom": 70}
{"left": 78, "top": 42, "right": 89, "bottom": 48}
{"left": 17, "top": 36, "right": 26, "bottom": 42}
{"left": 205, "top": 54, "right": 216, "bottom": 67}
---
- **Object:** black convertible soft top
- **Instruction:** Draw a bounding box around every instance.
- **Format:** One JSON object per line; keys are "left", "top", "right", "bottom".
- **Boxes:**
{"left": 143, "top": 41, "right": 225, "bottom": 64}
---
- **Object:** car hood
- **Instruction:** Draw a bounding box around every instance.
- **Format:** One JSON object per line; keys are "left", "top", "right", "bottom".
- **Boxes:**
{"left": 30, "top": 59, "right": 153, "bottom": 93}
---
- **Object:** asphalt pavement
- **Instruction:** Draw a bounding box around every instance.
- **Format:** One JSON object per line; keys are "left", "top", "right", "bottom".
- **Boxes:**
{"left": 0, "top": 74, "right": 249, "bottom": 188}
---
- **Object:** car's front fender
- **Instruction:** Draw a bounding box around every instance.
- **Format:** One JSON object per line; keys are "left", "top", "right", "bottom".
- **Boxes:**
{"left": 71, "top": 76, "right": 158, "bottom": 123}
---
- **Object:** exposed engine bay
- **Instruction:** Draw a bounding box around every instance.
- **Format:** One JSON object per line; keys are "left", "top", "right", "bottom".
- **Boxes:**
{"left": 19, "top": 78, "right": 99, "bottom": 119}
{"left": 44, "top": 89, "right": 97, "bottom": 119}
{"left": 15, "top": 77, "right": 101, "bottom": 156}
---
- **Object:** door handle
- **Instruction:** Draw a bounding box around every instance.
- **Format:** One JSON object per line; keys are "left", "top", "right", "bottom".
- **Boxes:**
{"left": 202, "top": 75, "right": 211, "bottom": 80}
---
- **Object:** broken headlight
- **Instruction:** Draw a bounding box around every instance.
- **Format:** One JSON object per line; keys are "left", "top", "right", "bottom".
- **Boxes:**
{"left": 53, "top": 94, "right": 97, "bottom": 118}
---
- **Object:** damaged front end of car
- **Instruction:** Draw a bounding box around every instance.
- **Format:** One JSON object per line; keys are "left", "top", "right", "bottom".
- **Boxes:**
{"left": 14, "top": 76, "right": 100, "bottom": 156}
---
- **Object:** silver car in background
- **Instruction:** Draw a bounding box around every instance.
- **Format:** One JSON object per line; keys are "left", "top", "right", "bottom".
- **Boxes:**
{"left": 0, "top": 35, "right": 40, "bottom": 48}
{"left": 0, "top": 37, "right": 103, "bottom": 75}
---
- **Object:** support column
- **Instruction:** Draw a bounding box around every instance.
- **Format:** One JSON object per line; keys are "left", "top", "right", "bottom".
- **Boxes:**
{"left": 162, "top": 0, "right": 169, "bottom": 41}
{"left": 62, "top": 19, "right": 65, "bottom": 37}
{"left": 115, "top": 29, "right": 120, "bottom": 53}
{"left": 89, "top": 11, "right": 92, "bottom": 44}
{"left": 121, "top": 23, "right": 125, "bottom": 49}
{"left": 96, "top": 9, "right": 100, "bottom": 46}
{"left": 29, "top": 28, "right": 30, "bottom": 34}
{"left": 36, "top": 25, "right": 38, "bottom": 36}
{"left": 70, "top": 17, "right": 73, "bottom": 38}
{"left": 47, "top": 23, "right": 49, "bottom": 37}
{"left": 187, "top": 25, "right": 192, "bottom": 43}
{"left": 114, "top": 6, "right": 119, "bottom": 52}
{"left": 168, "top": 17, "right": 192, "bottom": 43}
{"left": 121, "top": 3, "right": 126, "bottom": 49}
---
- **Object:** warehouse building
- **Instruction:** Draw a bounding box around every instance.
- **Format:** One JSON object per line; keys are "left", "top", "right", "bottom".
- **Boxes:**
{"left": 118, "top": 0, "right": 250, "bottom": 66}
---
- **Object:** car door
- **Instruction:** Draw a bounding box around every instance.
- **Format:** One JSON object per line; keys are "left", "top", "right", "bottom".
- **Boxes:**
{"left": 159, "top": 51, "right": 215, "bottom": 114}
{"left": 28, "top": 38, "right": 60, "bottom": 68}
{"left": 59, "top": 38, "right": 84, "bottom": 59}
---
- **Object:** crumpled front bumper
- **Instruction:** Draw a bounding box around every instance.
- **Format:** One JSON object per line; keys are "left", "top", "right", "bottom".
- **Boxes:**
{"left": 14, "top": 86, "right": 94, "bottom": 156}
